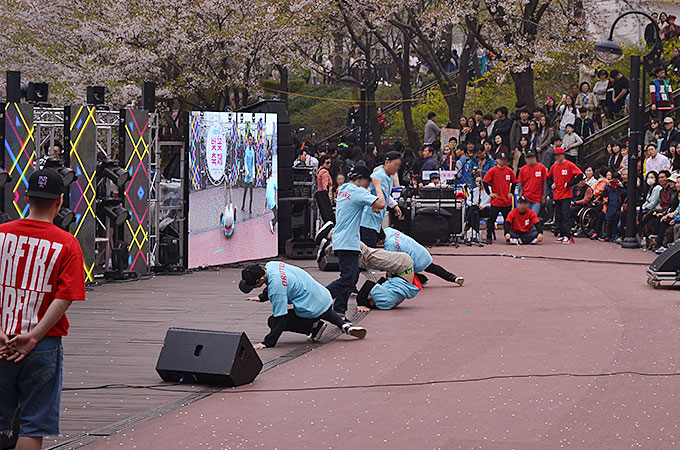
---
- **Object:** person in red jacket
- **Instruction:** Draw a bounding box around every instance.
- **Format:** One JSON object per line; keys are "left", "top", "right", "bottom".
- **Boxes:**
{"left": 483, "top": 150, "right": 517, "bottom": 244}
{"left": 547, "top": 147, "right": 584, "bottom": 244}
{"left": 517, "top": 150, "right": 547, "bottom": 216}
{"left": 504, "top": 196, "right": 544, "bottom": 244}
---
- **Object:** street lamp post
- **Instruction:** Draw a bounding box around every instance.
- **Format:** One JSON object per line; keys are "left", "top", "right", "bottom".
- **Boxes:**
{"left": 594, "top": 11, "right": 662, "bottom": 249}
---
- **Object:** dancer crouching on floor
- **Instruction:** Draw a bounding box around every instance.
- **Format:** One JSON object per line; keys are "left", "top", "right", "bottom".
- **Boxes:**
{"left": 240, "top": 262, "right": 366, "bottom": 349}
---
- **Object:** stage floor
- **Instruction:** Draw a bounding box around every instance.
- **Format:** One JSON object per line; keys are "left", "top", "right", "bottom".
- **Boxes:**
{"left": 42, "top": 261, "right": 346, "bottom": 449}
{"left": 67, "top": 240, "right": 680, "bottom": 450}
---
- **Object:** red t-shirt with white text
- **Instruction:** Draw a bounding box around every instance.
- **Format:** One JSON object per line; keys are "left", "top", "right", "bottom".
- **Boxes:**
{"left": 483, "top": 165, "right": 517, "bottom": 207}
{"left": 0, "top": 219, "right": 86, "bottom": 337}
{"left": 506, "top": 208, "right": 540, "bottom": 233}
{"left": 547, "top": 160, "right": 583, "bottom": 200}
{"left": 518, "top": 163, "right": 548, "bottom": 203}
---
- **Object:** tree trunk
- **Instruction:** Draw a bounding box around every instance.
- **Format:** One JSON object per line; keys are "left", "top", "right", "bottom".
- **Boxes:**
{"left": 400, "top": 41, "right": 420, "bottom": 149}
{"left": 334, "top": 33, "right": 344, "bottom": 77}
{"left": 366, "top": 88, "right": 380, "bottom": 146}
{"left": 449, "top": 32, "right": 475, "bottom": 125}
{"left": 232, "top": 88, "right": 240, "bottom": 110}
{"left": 511, "top": 68, "right": 535, "bottom": 110}
{"left": 277, "top": 65, "right": 289, "bottom": 104}
{"left": 242, "top": 87, "right": 249, "bottom": 106}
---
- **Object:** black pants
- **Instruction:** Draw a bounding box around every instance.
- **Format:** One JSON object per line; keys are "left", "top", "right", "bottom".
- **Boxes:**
{"left": 326, "top": 250, "right": 360, "bottom": 315}
{"left": 423, "top": 263, "right": 456, "bottom": 282}
{"left": 315, "top": 190, "right": 335, "bottom": 224}
{"left": 269, "top": 306, "right": 347, "bottom": 336}
{"left": 486, "top": 206, "right": 512, "bottom": 239}
{"left": 466, "top": 204, "right": 480, "bottom": 233}
{"left": 271, "top": 206, "right": 278, "bottom": 226}
{"left": 241, "top": 182, "right": 253, "bottom": 212}
{"left": 554, "top": 198, "right": 572, "bottom": 237}
{"left": 360, "top": 227, "right": 378, "bottom": 248}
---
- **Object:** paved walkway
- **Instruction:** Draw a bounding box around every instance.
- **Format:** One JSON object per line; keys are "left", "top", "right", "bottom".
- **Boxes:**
{"left": 80, "top": 241, "right": 680, "bottom": 449}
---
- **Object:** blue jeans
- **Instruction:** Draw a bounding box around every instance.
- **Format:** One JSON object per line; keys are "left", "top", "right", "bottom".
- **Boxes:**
{"left": 326, "top": 250, "right": 360, "bottom": 316}
{"left": 509, "top": 226, "right": 539, "bottom": 243}
{"left": 527, "top": 202, "right": 542, "bottom": 215}
{"left": 0, "top": 337, "right": 62, "bottom": 437}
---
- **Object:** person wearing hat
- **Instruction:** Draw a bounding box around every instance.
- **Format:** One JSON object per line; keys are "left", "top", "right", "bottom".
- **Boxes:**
{"left": 517, "top": 150, "right": 548, "bottom": 215}
{"left": 359, "top": 151, "right": 402, "bottom": 248}
{"left": 482, "top": 150, "right": 517, "bottom": 244}
{"left": 325, "top": 164, "right": 385, "bottom": 317}
{"left": 356, "top": 271, "right": 422, "bottom": 312}
{"left": 381, "top": 227, "right": 464, "bottom": 286}
{"left": 503, "top": 196, "right": 543, "bottom": 244}
{"left": 426, "top": 172, "right": 441, "bottom": 187}
{"left": 240, "top": 262, "right": 366, "bottom": 349}
{"left": 660, "top": 116, "right": 679, "bottom": 156}
{"left": 0, "top": 169, "right": 86, "bottom": 450}
{"left": 546, "top": 147, "right": 584, "bottom": 244}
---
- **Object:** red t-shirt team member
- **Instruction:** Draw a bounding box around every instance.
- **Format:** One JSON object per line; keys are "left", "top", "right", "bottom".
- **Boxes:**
{"left": 546, "top": 147, "right": 584, "bottom": 243}
{"left": 0, "top": 169, "right": 86, "bottom": 450}
{"left": 517, "top": 150, "right": 547, "bottom": 215}
{"left": 483, "top": 151, "right": 517, "bottom": 244}
{"left": 504, "top": 196, "right": 544, "bottom": 244}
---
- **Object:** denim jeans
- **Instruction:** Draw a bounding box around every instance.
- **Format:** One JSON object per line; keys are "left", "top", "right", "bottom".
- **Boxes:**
{"left": 326, "top": 250, "right": 360, "bottom": 315}
{"left": 0, "top": 336, "right": 62, "bottom": 437}
{"left": 509, "top": 226, "right": 540, "bottom": 243}
{"left": 527, "top": 202, "right": 542, "bottom": 215}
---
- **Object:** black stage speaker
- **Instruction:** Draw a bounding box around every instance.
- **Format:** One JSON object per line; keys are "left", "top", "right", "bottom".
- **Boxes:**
{"left": 156, "top": 328, "right": 262, "bottom": 386}
{"left": 6, "top": 71, "right": 21, "bottom": 103}
{"left": 318, "top": 254, "right": 339, "bottom": 271}
{"left": 27, "top": 82, "right": 48, "bottom": 103}
{"left": 409, "top": 208, "right": 451, "bottom": 245}
{"left": 285, "top": 238, "right": 316, "bottom": 259}
{"left": 142, "top": 81, "right": 156, "bottom": 112}
{"left": 86, "top": 86, "right": 106, "bottom": 105}
{"left": 649, "top": 245, "right": 680, "bottom": 273}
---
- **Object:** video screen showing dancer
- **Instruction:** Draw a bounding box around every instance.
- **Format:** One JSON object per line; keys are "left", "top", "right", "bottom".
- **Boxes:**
{"left": 188, "top": 111, "right": 278, "bottom": 268}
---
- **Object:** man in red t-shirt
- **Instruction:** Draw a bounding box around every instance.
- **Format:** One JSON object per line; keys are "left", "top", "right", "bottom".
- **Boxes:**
{"left": 517, "top": 151, "right": 547, "bottom": 216}
{"left": 0, "top": 169, "right": 85, "bottom": 450}
{"left": 546, "top": 147, "right": 584, "bottom": 243}
{"left": 482, "top": 150, "right": 517, "bottom": 244}
{"left": 504, "top": 196, "right": 544, "bottom": 244}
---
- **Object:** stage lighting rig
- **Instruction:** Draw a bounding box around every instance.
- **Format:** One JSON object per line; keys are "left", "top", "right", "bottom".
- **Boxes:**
{"left": 97, "top": 159, "right": 129, "bottom": 188}
{"left": 97, "top": 197, "right": 130, "bottom": 227}
{"left": 43, "top": 159, "right": 76, "bottom": 186}
{"left": 41, "top": 161, "right": 76, "bottom": 230}
{"left": 86, "top": 86, "right": 106, "bottom": 106}
{"left": 27, "top": 82, "right": 49, "bottom": 104}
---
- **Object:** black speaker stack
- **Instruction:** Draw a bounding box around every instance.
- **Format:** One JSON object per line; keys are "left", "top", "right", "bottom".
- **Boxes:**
{"left": 647, "top": 244, "right": 680, "bottom": 288}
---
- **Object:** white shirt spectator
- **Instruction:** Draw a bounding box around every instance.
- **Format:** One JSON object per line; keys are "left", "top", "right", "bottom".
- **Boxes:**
{"left": 646, "top": 153, "right": 671, "bottom": 174}
{"left": 409, "top": 55, "right": 419, "bottom": 68}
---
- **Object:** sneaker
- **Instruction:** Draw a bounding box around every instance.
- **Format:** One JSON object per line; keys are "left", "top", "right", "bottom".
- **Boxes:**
{"left": 485, "top": 237, "right": 493, "bottom": 244}
{"left": 315, "top": 221, "right": 334, "bottom": 245}
{"left": 544, "top": 219, "right": 554, "bottom": 226}
{"left": 509, "top": 238, "right": 520, "bottom": 245}
{"left": 269, "top": 220, "right": 275, "bottom": 234}
{"left": 530, "top": 238, "right": 538, "bottom": 244}
{"left": 453, "top": 276, "right": 464, "bottom": 286}
{"left": 554, "top": 237, "right": 564, "bottom": 243}
{"left": 655, "top": 247, "right": 667, "bottom": 254}
{"left": 308, "top": 321, "right": 328, "bottom": 343}
{"left": 317, "top": 238, "right": 331, "bottom": 263}
{"left": 590, "top": 233, "right": 598, "bottom": 240}
{"left": 615, "top": 237, "right": 623, "bottom": 244}
{"left": 342, "top": 323, "right": 367, "bottom": 339}
{"left": 562, "top": 236, "right": 574, "bottom": 245}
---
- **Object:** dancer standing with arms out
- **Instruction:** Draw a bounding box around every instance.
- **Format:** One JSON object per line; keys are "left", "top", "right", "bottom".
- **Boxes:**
{"left": 359, "top": 151, "right": 402, "bottom": 248}
{"left": 0, "top": 169, "right": 86, "bottom": 450}
{"left": 326, "top": 165, "right": 385, "bottom": 318}
{"left": 240, "top": 262, "right": 366, "bottom": 348}
{"left": 547, "top": 147, "right": 583, "bottom": 244}
{"left": 482, "top": 150, "right": 517, "bottom": 244}
{"left": 242, "top": 134, "right": 256, "bottom": 214}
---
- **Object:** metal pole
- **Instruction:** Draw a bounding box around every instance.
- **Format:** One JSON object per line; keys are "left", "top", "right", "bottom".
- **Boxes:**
{"left": 360, "top": 87, "right": 367, "bottom": 152}
{"left": 622, "top": 54, "right": 640, "bottom": 249}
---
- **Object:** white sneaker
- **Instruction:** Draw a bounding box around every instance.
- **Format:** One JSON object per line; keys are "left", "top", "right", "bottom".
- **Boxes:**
{"left": 530, "top": 238, "right": 538, "bottom": 244}
{"left": 509, "top": 238, "right": 520, "bottom": 245}
{"left": 308, "top": 321, "right": 328, "bottom": 343}
{"left": 454, "top": 276, "right": 464, "bottom": 286}
{"left": 315, "top": 221, "right": 334, "bottom": 245}
{"left": 342, "top": 323, "right": 367, "bottom": 339}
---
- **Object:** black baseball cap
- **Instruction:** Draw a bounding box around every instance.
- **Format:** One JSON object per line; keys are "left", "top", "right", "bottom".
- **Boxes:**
{"left": 525, "top": 150, "right": 537, "bottom": 158}
{"left": 348, "top": 165, "right": 371, "bottom": 181}
{"left": 496, "top": 151, "right": 509, "bottom": 160}
{"left": 25, "top": 168, "right": 64, "bottom": 199}
{"left": 517, "top": 195, "right": 529, "bottom": 203}
{"left": 429, "top": 173, "right": 440, "bottom": 181}
{"left": 239, "top": 264, "right": 265, "bottom": 293}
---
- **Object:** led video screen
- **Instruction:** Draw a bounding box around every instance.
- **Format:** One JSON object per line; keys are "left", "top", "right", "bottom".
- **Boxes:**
{"left": 188, "top": 111, "right": 278, "bottom": 268}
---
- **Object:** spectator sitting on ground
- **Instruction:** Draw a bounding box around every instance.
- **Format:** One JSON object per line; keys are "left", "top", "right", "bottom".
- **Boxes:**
{"left": 503, "top": 196, "right": 544, "bottom": 245}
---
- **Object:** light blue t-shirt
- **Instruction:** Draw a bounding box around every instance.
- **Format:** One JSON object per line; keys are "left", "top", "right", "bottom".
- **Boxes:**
{"left": 370, "top": 277, "right": 420, "bottom": 310}
{"left": 360, "top": 167, "right": 392, "bottom": 232}
{"left": 333, "top": 183, "right": 378, "bottom": 251}
{"left": 244, "top": 145, "right": 256, "bottom": 183}
{"left": 265, "top": 176, "right": 277, "bottom": 210}
{"left": 265, "top": 261, "right": 332, "bottom": 318}
{"left": 383, "top": 227, "right": 433, "bottom": 273}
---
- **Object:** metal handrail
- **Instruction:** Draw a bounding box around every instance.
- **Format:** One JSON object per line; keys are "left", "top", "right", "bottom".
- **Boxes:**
{"left": 317, "top": 72, "right": 457, "bottom": 145}
{"left": 582, "top": 87, "right": 680, "bottom": 167}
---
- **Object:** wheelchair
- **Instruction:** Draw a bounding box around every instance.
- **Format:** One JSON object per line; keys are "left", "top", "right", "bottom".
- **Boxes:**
{"left": 571, "top": 202, "right": 601, "bottom": 237}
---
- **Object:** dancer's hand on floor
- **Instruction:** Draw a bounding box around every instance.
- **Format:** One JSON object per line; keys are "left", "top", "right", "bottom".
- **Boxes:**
{"left": 357, "top": 306, "right": 371, "bottom": 312}
{"left": 253, "top": 343, "right": 266, "bottom": 350}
